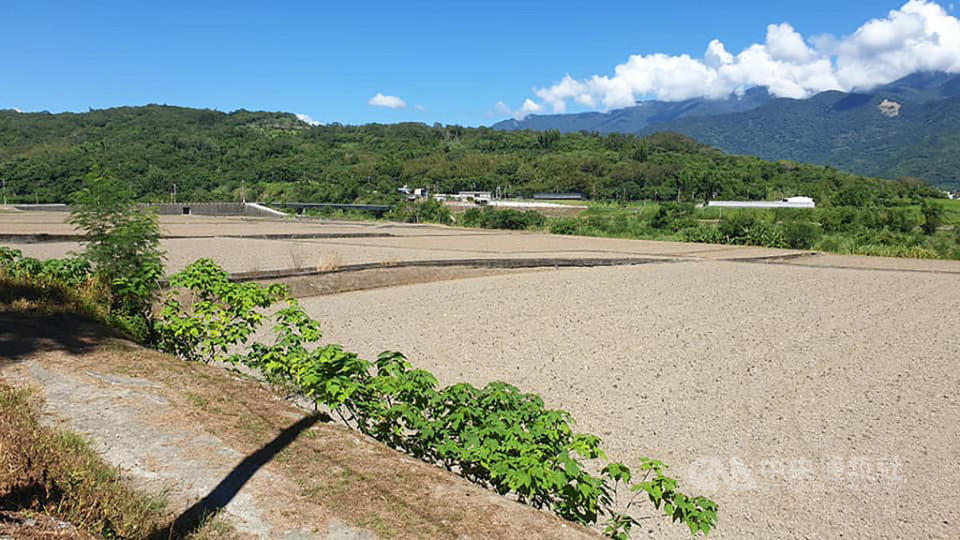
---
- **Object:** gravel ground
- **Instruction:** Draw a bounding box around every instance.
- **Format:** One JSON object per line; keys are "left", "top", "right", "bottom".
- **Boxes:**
{"left": 3, "top": 213, "right": 809, "bottom": 274}
{"left": 282, "top": 260, "right": 960, "bottom": 539}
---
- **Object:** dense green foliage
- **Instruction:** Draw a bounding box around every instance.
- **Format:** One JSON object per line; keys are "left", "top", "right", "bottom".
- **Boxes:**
{"left": 155, "top": 259, "right": 288, "bottom": 362}
{"left": 0, "top": 105, "right": 940, "bottom": 205}
{"left": 0, "top": 247, "right": 91, "bottom": 286}
{"left": 461, "top": 206, "right": 546, "bottom": 229}
{"left": 543, "top": 204, "right": 960, "bottom": 259}
{"left": 155, "top": 259, "right": 718, "bottom": 537}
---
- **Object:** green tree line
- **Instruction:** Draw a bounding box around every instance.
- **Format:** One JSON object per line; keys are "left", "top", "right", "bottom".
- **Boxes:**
{"left": 0, "top": 105, "right": 941, "bottom": 205}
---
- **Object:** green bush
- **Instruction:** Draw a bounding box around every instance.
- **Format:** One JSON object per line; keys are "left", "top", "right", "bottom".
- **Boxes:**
{"left": 718, "top": 214, "right": 757, "bottom": 243}
{"left": 549, "top": 218, "right": 580, "bottom": 235}
{"left": 0, "top": 247, "right": 93, "bottom": 288}
{"left": 68, "top": 174, "right": 165, "bottom": 340}
{"left": 386, "top": 199, "right": 452, "bottom": 224}
{"left": 744, "top": 222, "right": 786, "bottom": 248}
{"left": 650, "top": 203, "right": 695, "bottom": 231}
{"left": 162, "top": 255, "right": 719, "bottom": 538}
{"left": 882, "top": 207, "right": 922, "bottom": 233}
{"left": 461, "top": 206, "right": 546, "bottom": 230}
{"left": 921, "top": 201, "right": 943, "bottom": 235}
{"left": 780, "top": 222, "right": 822, "bottom": 249}
{"left": 679, "top": 225, "right": 723, "bottom": 244}
{"left": 156, "top": 258, "right": 288, "bottom": 363}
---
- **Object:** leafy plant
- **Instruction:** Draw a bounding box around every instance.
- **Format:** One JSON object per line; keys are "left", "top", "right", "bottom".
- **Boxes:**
{"left": 921, "top": 201, "right": 944, "bottom": 235}
{"left": 462, "top": 206, "right": 546, "bottom": 230}
{"left": 68, "top": 173, "right": 165, "bottom": 340}
{"left": 650, "top": 203, "right": 695, "bottom": 231}
{"left": 156, "top": 258, "right": 287, "bottom": 362}
{"left": 155, "top": 259, "right": 717, "bottom": 537}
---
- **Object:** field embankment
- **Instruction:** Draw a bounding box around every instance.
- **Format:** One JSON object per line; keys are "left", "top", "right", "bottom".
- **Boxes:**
{"left": 0, "top": 308, "right": 599, "bottom": 539}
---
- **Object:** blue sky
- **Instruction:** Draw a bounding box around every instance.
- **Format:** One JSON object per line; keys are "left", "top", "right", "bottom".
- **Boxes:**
{"left": 2, "top": 1, "right": 956, "bottom": 126}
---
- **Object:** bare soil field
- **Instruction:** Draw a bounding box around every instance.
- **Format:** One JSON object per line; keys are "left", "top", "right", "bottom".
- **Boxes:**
{"left": 2, "top": 212, "right": 808, "bottom": 274}
{"left": 284, "top": 261, "right": 960, "bottom": 539}
{"left": 5, "top": 211, "right": 960, "bottom": 538}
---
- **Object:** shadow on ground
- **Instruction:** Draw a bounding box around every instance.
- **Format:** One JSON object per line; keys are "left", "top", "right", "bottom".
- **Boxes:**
{"left": 149, "top": 414, "right": 322, "bottom": 539}
{"left": 0, "top": 311, "right": 121, "bottom": 364}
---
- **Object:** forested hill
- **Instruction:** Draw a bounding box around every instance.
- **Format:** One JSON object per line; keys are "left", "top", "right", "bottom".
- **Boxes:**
{"left": 0, "top": 105, "right": 939, "bottom": 205}
{"left": 493, "top": 72, "right": 960, "bottom": 189}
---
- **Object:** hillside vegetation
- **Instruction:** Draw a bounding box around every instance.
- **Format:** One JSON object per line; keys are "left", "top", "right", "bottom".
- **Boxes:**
{"left": 0, "top": 105, "right": 940, "bottom": 204}
{"left": 494, "top": 72, "right": 960, "bottom": 189}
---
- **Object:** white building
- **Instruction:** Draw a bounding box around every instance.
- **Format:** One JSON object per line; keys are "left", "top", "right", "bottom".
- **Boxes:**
{"left": 707, "top": 196, "right": 815, "bottom": 209}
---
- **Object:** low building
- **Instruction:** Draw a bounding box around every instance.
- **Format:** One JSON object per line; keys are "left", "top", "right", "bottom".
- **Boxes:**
{"left": 458, "top": 191, "right": 492, "bottom": 202}
{"left": 533, "top": 192, "right": 585, "bottom": 200}
{"left": 707, "top": 196, "right": 816, "bottom": 209}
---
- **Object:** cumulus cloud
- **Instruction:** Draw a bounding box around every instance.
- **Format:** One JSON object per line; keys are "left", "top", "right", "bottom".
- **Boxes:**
{"left": 519, "top": 98, "right": 544, "bottom": 118}
{"left": 524, "top": 0, "right": 960, "bottom": 113}
{"left": 295, "top": 113, "right": 321, "bottom": 126}
{"left": 414, "top": 104, "right": 427, "bottom": 112}
{"left": 368, "top": 93, "right": 407, "bottom": 109}
{"left": 488, "top": 98, "right": 555, "bottom": 120}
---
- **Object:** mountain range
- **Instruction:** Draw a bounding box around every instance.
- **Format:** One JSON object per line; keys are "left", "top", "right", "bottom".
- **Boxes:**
{"left": 492, "top": 72, "right": 960, "bottom": 189}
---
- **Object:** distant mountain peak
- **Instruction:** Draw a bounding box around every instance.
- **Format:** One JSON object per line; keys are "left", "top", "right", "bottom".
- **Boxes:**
{"left": 492, "top": 71, "right": 960, "bottom": 188}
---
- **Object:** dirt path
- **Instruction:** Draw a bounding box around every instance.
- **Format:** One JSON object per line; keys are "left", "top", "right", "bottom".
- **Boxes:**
{"left": 0, "top": 313, "right": 598, "bottom": 540}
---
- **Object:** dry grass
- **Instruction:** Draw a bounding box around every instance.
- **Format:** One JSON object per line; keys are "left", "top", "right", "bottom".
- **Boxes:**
{"left": 0, "top": 275, "right": 107, "bottom": 319}
{"left": 0, "top": 381, "right": 236, "bottom": 539}
{"left": 0, "top": 383, "right": 167, "bottom": 537}
{"left": 316, "top": 250, "right": 342, "bottom": 271}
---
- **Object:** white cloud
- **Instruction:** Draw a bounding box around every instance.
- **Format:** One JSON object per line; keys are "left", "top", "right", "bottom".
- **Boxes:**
{"left": 515, "top": 98, "right": 544, "bottom": 120}
{"left": 521, "top": 0, "right": 960, "bottom": 113}
{"left": 414, "top": 104, "right": 427, "bottom": 112}
{"left": 368, "top": 93, "right": 407, "bottom": 109}
{"left": 13, "top": 108, "right": 22, "bottom": 113}
{"left": 295, "top": 113, "right": 321, "bottom": 126}
{"left": 487, "top": 98, "right": 552, "bottom": 120}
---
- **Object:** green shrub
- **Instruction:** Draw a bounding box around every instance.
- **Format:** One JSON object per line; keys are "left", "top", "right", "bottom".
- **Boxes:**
{"left": 68, "top": 174, "right": 165, "bottom": 340}
{"left": 679, "top": 225, "right": 723, "bottom": 244}
{"left": 744, "top": 222, "right": 786, "bottom": 248}
{"left": 191, "top": 253, "right": 720, "bottom": 537}
{"left": 921, "top": 201, "right": 943, "bottom": 235}
{"left": 550, "top": 218, "right": 580, "bottom": 235}
{"left": 780, "top": 222, "right": 822, "bottom": 249}
{"left": 156, "top": 259, "right": 288, "bottom": 362}
{"left": 650, "top": 203, "right": 695, "bottom": 231}
{"left": 461, "top": 206, "right": 546, "bottom": 230}
{"left": 386, "top": 199, "right": 452, "bottom": 224}
{"left": 718, "top": 214, "right": 757, "bottom": 243}
{"left": 0, "top": 248, "right": 93, "bottom": 289}
{"left": 882, "top": 207, "right": 922, "bottom": 233}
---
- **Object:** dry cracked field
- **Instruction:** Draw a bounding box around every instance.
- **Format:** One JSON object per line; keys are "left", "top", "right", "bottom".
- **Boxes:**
{"left": 4, "top": 211, "right": 960, "bottom": 539}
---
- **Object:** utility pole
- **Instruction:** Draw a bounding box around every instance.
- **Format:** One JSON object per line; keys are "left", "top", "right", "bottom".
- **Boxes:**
{"left": 241, "top": 181, "right": 246, "bottom": 203}
{"left": 2, "top": 177, "right": 6, "bottom": 206}
{"left": 172, "top": 183, "right": 177, "bottom": 204}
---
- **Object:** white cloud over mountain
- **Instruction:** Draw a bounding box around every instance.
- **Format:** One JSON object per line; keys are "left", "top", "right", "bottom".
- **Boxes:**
{"left": 505, "top": 0, "right": 960, "bottom": 118}
{"left": 368, "top": 93, "right": 407, "bottom": 109}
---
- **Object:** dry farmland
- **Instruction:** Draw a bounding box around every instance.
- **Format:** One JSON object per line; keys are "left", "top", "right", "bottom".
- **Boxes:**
{"left": 3, "top": 211, "right": 960, "bottom": 539}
